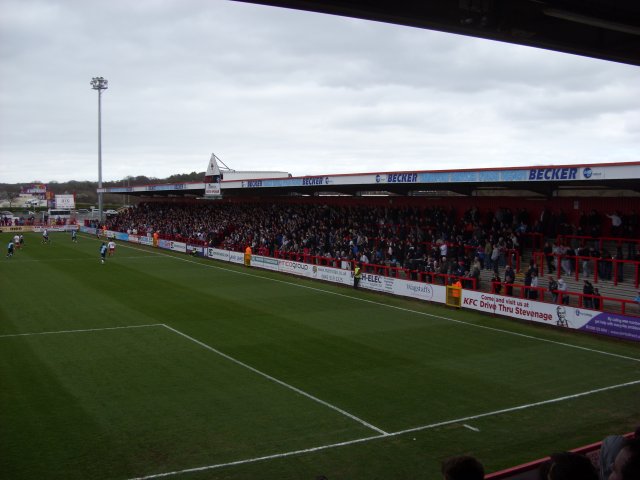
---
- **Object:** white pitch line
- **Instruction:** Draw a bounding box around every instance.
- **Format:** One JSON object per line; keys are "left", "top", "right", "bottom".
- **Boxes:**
{"left": 463, "top": 424, "right": 480, "bottom": 432}
{"left": 0, "top": 323, "right": 163, "bottom": 338}
{"left": 127, "top": 434, "right": 381, "bottom": 480}
{"left": 391, "top": 378, "right": 640, "bottom": 437}
{"left": 161, "top": 323, "right": 388, "bottom": 435}
{"left": 127, "top": 377, "right": 640, "bottom": 480}
{"left": 0, "top": 255, "right": 158, "bottom": 264}
{"left": 109, "top": 239, "right": 640, "bottom": 365}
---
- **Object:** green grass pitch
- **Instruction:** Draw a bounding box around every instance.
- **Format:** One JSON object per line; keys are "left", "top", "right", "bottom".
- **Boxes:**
{"left": 1, "top": 232, "right": 639, "bottom": 479}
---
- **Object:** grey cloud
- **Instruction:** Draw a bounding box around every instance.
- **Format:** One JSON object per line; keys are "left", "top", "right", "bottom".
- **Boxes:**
{"left": 0, "top": 0, "right": 638, "bottom": 183}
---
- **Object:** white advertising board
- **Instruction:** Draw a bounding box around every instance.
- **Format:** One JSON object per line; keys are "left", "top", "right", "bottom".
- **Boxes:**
{"left": 360, "top": 273, "right": 447, "bottom": 303}
{"left": 207, "top": 248, "right": 230, "bottom": 262}
{"left": 229, "top": 251, "right": 244, "bottom": 264}
{"left": 310, "top": 265, "right": 354, "bottom": 286}
{"left": 139, "top": 236, "right": 153, "bottom": 246}
{"left": 251, "top": 255, "right": 279, "bottom": 271}
{"left": 278, "top": 259, "right": 313, "bottom": 275}
{"left": 169, "top": 241, "right": 187, "bottom": 253}
{"left": 55, "top": 194, "right": 75, "bottom": 209}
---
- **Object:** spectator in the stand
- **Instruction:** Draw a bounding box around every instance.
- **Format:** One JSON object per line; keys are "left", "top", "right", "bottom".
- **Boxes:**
{"left": 441, "top": 455, "right": 484, "bottom": 480}
{"left": 491, "top": 272, "right": 502, "bottom": 295}
{"left": 593, "top": 288, "right": 602, "bottom": 310}
{"left": 470, "top": 257, "right": 481, "bottom": 290}
{"left": 490, "top": 243, "right": 500, "bottom": 272}
{"left": 600, "top": 432, "right": 629, "bottom": 480}
{"left": 543, "top": 241, "right": 555, "bottom": 274}
{"left": 549, "top": 276, "right": 559, "bottom": 303}
{"left": 504, "top": 265, "right": 515, "bottom": 296}
{"left": 561, "top": 245, "right": 573, "bottom": 276}
{"left": 475, "top": 244, "right": 485, "bottom": 270}
{"left": 609, "top": 437, "right": 640, "bottom": 480}
{"left": 578, "top": 245, "right": 591, "bottom": 277}
{"left": 599, "top": 249, "right": 613, "bottom": 280}
{"left": 623, "top": 211, "right": 638, "bottom": 259}
{"left": 552, "top": 242, "right": 563, "bottom": 274}
{"left": 498, "top": 238, "right": 507, "bottom": 268}
{"left": 583, "top": 280, "right": 595, "bottom": 309}
{"left": 439, "top": 241, "right": 448, "bottom": 260}
{"left": 557, "top": 278, "right": 569, "bottom": 305}
{"left": 615, "top": 247, "right": 624, "bottom": 282}
{"left": 484, "top": 240, "right": 493, "bottom": 270}
{"left": 538, "top": 451, "right": 598, "bottom": 480}
{"left": 530, "top": 272, "right": 539, "bottom": 300}
{"left": 524, "top": 269, "right": 532, "bottom": 299}
{"left": 607, "top": 211, "right": 623, "bottom": 236}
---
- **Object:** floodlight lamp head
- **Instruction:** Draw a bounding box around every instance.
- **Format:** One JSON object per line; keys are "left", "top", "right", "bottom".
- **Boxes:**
{"left": 90, "top": 77, "right": 108, "bottom": 90}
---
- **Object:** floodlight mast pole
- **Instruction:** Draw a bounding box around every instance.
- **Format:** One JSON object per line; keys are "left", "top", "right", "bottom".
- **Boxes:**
{"left": 90, "top": 76, "right": 108, "bottom": 223}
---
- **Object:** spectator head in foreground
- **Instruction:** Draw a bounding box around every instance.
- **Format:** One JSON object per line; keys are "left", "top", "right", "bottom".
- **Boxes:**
{"left": 538, "top": 451, "right": 597, "bottom": 480}
{"left": 600, "top": 435, "right": 627, "bottom": 480}
{"left": 609, "top": 438, "right": 640, "bottom": 480}
{"left": 441, "top": 455, "right": 484, "bottom": 480}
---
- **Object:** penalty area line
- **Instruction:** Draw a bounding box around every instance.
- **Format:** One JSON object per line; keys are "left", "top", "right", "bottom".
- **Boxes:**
{"left": 161, "top": 323, "right": 388, "bottom": 436}
{"left": 126, "top": 377, "right": 640, "bottom": 480}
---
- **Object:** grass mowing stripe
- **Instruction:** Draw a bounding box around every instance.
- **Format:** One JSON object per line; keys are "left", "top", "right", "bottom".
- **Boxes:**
{"left": 127, "top": 377, "right": 640, "bottom": 480}
{"left": 110, "top": 237, "right": 640, "bottom": 365}
{"left": 161, "top": 323, "right": 389, "bottom": 435}
{"left": 0, "top": 323, "right": 163, "bottom": 338}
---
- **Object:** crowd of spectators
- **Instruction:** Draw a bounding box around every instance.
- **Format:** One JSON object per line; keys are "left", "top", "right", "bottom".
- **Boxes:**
{"left": 106, "top": 202, "right": 539, "bottom": 286}
{"left": 105, "top": 201, "right": 639, "bottom": 294}
{"left": 1, "top": 213, "right": 37, "bottom": 226}
{"left": 1, "top": 214, "right": 13, "bottom": 226}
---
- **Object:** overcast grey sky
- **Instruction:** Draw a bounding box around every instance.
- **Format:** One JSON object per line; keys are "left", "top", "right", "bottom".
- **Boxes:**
{"left": 1, "top": 0, "right": 638, "bottom": 184}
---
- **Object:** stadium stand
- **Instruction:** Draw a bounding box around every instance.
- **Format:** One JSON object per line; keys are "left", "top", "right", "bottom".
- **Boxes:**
{"left": 102, "top": 198, "right": 640, "bottom": 317}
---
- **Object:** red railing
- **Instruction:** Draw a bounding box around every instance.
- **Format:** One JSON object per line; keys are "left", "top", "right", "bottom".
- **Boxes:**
{"left": 532, "top": 252, "right": 640, "bottom": 288}
{"left": 521, "top": 232, "right": 544, "bottom": 250}
{"left": 272, "top": 250, "right": 478, "bottom": 289}
{"left": 557, "top": 234, "right": 640, "bottom": 252}
{"left": 485, "top": 432, "right": 635, "bottom": 479}
{"left": 490, "top": 282, "right": 545, "bottom": 301}
{"left": 490, "top": 281, "right": 639, "bottom": 316}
